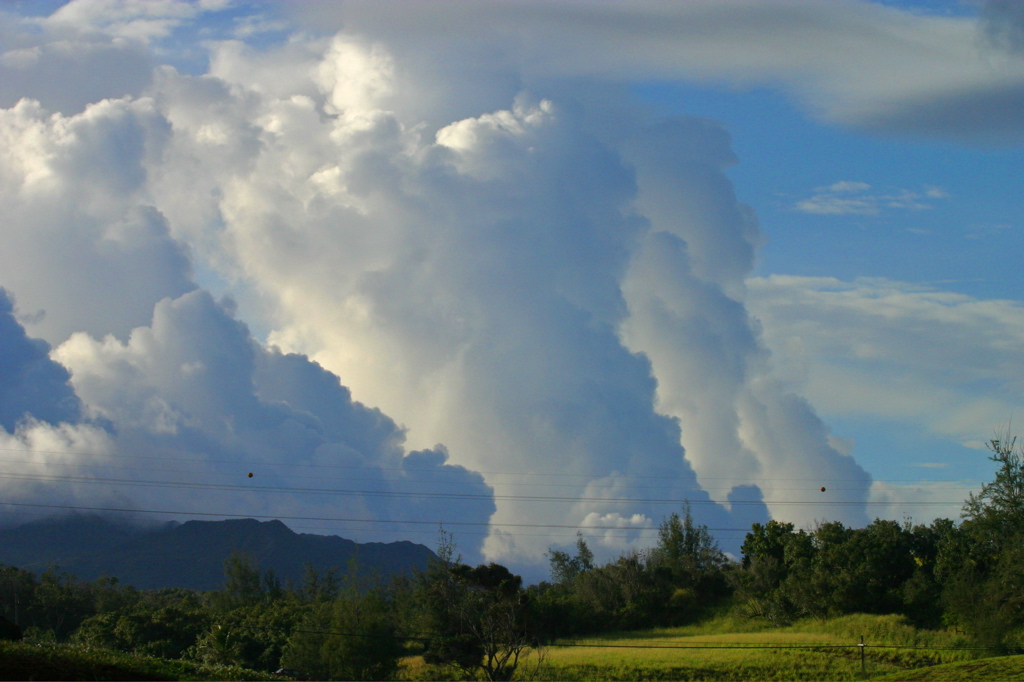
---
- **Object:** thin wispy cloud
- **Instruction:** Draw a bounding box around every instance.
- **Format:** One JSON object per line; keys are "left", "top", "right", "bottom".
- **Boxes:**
{"left": 795, "top": 181, "right": 950, "bottom": 215}
{"left": 747, "top": 275, "right": 1024, "bottom": 448}
{"left": 869, "top": 480, "right": 977, "bottom": 524}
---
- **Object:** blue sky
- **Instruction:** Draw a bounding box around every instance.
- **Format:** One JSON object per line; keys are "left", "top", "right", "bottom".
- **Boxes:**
{"left": 0, "top": 0, "right": 1023, "bottom": 573}
{"left": 637, "top": 82, "right": 1023, "bottom": 293}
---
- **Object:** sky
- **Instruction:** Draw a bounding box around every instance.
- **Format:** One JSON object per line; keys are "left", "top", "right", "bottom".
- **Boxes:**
{"left": 0, "top": 0, "right": 1022, "bottom": 578}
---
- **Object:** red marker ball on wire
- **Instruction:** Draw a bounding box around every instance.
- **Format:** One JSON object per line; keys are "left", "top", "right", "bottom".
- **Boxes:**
{"left": 248, "top": 472, "right": 253, "bottom": 478}
{"left": 820, "top": 486, "right": 826, "bottom": 492}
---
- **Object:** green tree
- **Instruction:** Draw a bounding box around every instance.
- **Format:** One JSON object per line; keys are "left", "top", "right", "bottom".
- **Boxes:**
{"left": 0, "top": 565, "right": 37, "bottom": 630}
{"left": 74, "top": 602, "right": 211, "bottom": 659}
{"left": 550, "top": 549, "right": 666, "bottom": 631}
{"left": 86, "top": 575, "right": 138, "bottom": 615}
{"left": 420, "top": 560, "right": 537, "bottom": 681}
{"left": 281, "top": 592, "right": 403, "bottom": 681}
{"left": 192, "top": 623, "right": 244, "bottom": 666}
{"left": 208, "top": 550, "right": 283, "bottom": 612}
{"left": 940, "top": 434, "right": 1024, "bottom": 649}
{"left": 222, "top": 551, "right": 264, "bottom": 607}
{"left": 963, "top": 434, "right": 1024, "bottom": 534}
{"left": 196, "top": 601, "right": 305, "bottom": 671}
{"left": 648, "top": 505, "right": 730, "bottom": 623}
{"left": 30, "top": 566, "right": 91, "bottom": 639}
{"left": 741, "top": 520, "right": 795, "bottom": 568}
{"left": 295, "top": 563, "right": 341, "bottom": 603}
{"left": 847, "top": 519, "right": 916, "bottom": 613}
{"left": 546, "top": 532, "right": 594, "bottom": 585}
{"left": 900, "top": 518, "right": 954, "bottom": 627}
{"left": 736, "top": 521, "right": 805, "bottom": 624}
{"left": 652, "top": 504, "right": 726, "bottom": 578}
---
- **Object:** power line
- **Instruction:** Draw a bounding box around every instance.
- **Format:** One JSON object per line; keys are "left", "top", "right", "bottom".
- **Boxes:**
{"left": 0, "top": 492, "right": 966, "bottom": 544}
{"left": 0, "top": 456, "right": 960, "bottom": 494}
{"left": 0, "top": 471, "right": 970, "bottom": 506}
{"left": 0, "top": 446, "right": 984, "bottom": 485}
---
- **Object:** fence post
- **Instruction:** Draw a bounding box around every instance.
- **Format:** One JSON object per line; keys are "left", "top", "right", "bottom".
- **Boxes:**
{"left": 859, "top": 635, "right": 865, "bottom": 675}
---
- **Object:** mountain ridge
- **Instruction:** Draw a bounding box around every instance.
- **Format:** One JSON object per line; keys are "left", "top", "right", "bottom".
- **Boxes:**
{"left": 0, "top": 515, "right": 435, "bottom": 590}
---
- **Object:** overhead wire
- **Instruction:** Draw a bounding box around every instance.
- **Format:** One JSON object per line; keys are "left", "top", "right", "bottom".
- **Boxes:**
{"left": 0, "top": 444, "right": 975, "bottom": 543}
{"left": 0, "top": 470, "right": 972, "bottom": 506}
{"left": 0, "top": 489, "right": 967, "bottom": 544}
{"left": 0, "top": 446, "right": 986, "bottom": 485}
{"left": 0, "top": 455, "right": 958, "bottom": 493}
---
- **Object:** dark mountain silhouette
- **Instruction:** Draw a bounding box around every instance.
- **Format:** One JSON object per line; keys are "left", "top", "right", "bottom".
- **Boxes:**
{"left": 0, "top": 515, "right": 435, "bottom": 591}
{"left": 0, "top": 514, "right": 148, "bottom": 567}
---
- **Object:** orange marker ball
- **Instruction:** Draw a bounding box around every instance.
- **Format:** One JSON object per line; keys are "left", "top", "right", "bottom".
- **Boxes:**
{"left": 248, "top": 472, "right": 253, "bottom": 478}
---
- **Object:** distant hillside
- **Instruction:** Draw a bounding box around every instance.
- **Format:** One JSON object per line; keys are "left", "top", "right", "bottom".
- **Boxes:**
{"left": 0, "top": 515, "right": 435, "bottom": 591}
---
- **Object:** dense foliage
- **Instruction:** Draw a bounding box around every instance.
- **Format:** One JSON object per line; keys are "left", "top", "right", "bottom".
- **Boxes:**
{"left": 531, "top": 504, "right": 730, "bottom": 638}
{"left": 3, "top": 436, "right": 1024, "bottom": 679}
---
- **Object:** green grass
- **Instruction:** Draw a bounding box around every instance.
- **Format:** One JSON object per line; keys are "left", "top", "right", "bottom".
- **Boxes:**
{"left": 0, "top": 641, "right": 285, "bottom": 681}
{"left": 512, "top": 613, "right": 987, "bottom": 682}
{"left": 388, "top": 613, "right": 1007, "bottom": 682}
{"left": 871, "top": 654, "right": 1024, "bottom": 681}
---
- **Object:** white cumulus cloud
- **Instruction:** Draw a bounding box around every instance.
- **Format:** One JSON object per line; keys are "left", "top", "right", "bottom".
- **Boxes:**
{"left": 4, "top": 0, "right": 1013, "bottom": 572}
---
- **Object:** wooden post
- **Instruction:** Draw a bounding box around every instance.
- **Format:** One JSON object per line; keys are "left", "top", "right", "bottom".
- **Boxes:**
{"left": 859, "top": 635, "right": 865, "bottom": 675}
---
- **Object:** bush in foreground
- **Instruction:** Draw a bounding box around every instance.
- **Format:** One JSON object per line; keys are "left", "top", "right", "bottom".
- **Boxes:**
{"left": 0, "top": 641, "right": 282, "bottom": 681}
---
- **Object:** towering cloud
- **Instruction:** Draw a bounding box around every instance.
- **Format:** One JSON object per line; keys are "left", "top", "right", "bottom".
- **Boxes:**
{"left": 132, "top": 31, "right": 862, "bottom": 565}
{"left": 619, "top": 121, "right": 870, "bottom": 531}
{"left": 51, "top": 290, "right": 495, "bottom": 558}
{"left": 22, "top": 0, "right": 1024, "bottom": 570}
{"left": 0, "top": 284, "right": 495, "bottom": 560}
{"left": 0, "top": 96, "right": 194, "bottom": 343}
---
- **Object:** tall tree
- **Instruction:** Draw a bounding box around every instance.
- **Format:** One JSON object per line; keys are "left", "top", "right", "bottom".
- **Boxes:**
{"left": 653, "top": 504, "right": 725, "bottom": 577}
{"left": 963, "top": 434, "right": 1024, "bottom": 535}
{"left": 546, "top": 532, "right": 594, "bottom": 585}
{"left": 281, "top": 592, "right": 403, "bottom": 681}
{"left": 940, "top": 433, "right": 1024, "bottom": 649}
{"left": 420, "top": 560, "right": 537, "bottom": 681}
{"left": 650, "top": 504, "right": 730, "bottom": 620}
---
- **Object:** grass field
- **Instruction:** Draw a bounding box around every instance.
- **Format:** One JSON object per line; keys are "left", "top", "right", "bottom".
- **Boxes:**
{"left": 873, "top": 654, "right": 1024, "bottom": 681}
{"left": 507, "top": 614, "right": 989, "bottom": 682}
{"left": 4, "top": 613, "right": 1015, "bottom": 681}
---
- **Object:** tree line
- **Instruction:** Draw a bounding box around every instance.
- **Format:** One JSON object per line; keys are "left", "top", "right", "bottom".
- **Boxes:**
{"left": 533, "top": 434, "right": 1024, "bottom": 651}
{"left": 2, "top": 435, "right": 1024, "bottom": 680}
